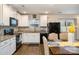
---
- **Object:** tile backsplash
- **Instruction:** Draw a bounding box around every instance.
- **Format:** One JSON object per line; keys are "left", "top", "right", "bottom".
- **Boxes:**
{"left": 0, "top": 26, "right": 18, "bottom": 35}
{"left": 0, "top": 27, "right": 4, "bottom": 35}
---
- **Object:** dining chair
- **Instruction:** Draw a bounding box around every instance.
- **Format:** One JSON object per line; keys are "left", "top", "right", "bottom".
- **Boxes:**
{"left": 48, "top": 33, "right": 59, "bottom": 41}
{"left": 43, "top": 36, "right": 49, "bottom": 55}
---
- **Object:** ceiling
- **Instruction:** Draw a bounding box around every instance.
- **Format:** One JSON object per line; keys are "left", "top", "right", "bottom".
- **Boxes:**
{"left": 9, "top": 4, "right": 79, "bottom": 15}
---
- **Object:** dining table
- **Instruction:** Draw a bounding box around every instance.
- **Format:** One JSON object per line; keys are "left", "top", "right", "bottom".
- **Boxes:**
{"left": 48, "top": 41, "right": 79, "bottom": 55}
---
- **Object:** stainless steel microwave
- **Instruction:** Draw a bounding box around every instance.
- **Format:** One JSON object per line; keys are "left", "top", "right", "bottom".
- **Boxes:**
{"left": 10, "top": 17, "right": 18, "bottom": 27}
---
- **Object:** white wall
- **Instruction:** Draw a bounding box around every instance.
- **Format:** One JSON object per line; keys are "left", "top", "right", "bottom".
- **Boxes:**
{"left": 48, "top": 14, "right": 77, "bottom": 22}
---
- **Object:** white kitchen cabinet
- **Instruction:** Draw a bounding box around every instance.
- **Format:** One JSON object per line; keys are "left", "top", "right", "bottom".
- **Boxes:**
{"left": 0, "top": 37, "right": 16, "bottom": 55}
{"left": 16, "top": 13, "right": 22, "bottom": 26}
{"left": 40, "top": 15, "right": 48, "bottom": 26}
{"left": 0, "top": 39, "right": 11, "bottom": 55}
{"left": 22, "top": 33, "right": 27, "bottom": 43}
{"left": 10, "top": 37, "right": 16, "bottom": 54}
{"left": 33, "top": 33, "right": 40, "bottom": 43}
{"left": 22, "top": 33, "right": 40, "bottom": 44}
{"left": 0, "top": 5, "right": 2, "bottom": 18}
{"left": 0, "top": 5, "right": 3, "bottom": 26}
{"left": 0, "top": 44, "right": 10, "bottom": 55}
{"left": 3, "top": 5, "right": 17, "bottom": 26}
{"left": 21, "top": 15, "right": 29, "bottom": 26}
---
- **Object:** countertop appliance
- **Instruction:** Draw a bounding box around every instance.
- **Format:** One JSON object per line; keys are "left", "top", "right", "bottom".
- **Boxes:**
{"left": 16, "top": 33, "right": 22, "bottom": 50}
{"left": 4, "top": 28, "right": 14, "bottom": 35}
{"left": 47, "top": 22, "right": 60, "bottom": 39}
{"left": 10, "top": 17, "right": 18, "bottom": 27}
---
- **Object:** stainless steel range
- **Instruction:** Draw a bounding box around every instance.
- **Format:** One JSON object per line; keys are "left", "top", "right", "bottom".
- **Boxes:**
{"left": 16, "top": 33, "right": 22, "bottom": 50}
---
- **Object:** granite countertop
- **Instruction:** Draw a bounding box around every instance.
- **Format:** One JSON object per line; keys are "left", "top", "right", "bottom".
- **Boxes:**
{"left": 16, "top": 31, "right": 48, "bottom": 33}
{"left": 17, "top": 31, "right": 41, "bottom": 33}
{"left": 17, "top": 27, "right": 48, "bottom": 33}
{"left": 17, "top": 30, "right": 48, "bottom": 33}
{"left": 0, "top": 35, "right": 15, "bottom": 43}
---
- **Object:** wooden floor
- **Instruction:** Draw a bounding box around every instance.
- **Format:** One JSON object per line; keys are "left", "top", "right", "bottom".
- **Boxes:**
{"left": 14, "top": 44, "right": 44, "bottom": 55}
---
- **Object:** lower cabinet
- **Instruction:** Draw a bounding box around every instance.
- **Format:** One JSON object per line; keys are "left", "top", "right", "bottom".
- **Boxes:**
{"left": 22, "top": 33, "right": 40, "bottom": 44}
{"left": 0, "top": 43, "right": 10, "bottom": 55}
{"left": 0, "top": 37, "right": 16, "bottom": 55}
{"left": 10, "top": 37, "right": 16, "bottom": 54}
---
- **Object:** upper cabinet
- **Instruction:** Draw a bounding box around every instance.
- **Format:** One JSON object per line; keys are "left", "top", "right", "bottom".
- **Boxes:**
{"left": 21, "top": 15, "right": 29, "bottom": 27}
{"left": 0, "top": 4, "right": 33, "bottom": 27}
{"left": 3, "top": 5, "right": 17, "bottom": 26}
{"left": 0, "top": 5, "right": 3, "bottom": 26}
{"left": 16, "top": 14, "right": 29, "bottom": 27}
{"left": 40, "top": 15, "right": 48, "bottom": 27}
{"left": 16, "top": 13, "right": 22, "bottom": 26}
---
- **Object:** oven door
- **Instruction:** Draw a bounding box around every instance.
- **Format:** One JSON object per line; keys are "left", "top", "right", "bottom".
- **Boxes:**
{"left": 16, "top": 35, "right": 22, "bottom": 49}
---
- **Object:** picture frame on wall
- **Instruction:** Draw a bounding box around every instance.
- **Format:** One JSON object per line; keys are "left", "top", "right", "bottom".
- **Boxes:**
{"left": 66, "top": 19, "right": 74, "bottom": 26}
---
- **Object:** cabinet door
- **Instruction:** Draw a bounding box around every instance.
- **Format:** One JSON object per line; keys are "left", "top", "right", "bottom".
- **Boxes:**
{"left": 3, "top": 5, "right": 10, "bottom": 26}
{"left": 0, "top": 40, "right": 11, "bottom": 55}
{"left": 0, "top": 37, "right": 16, "bottom": 55}
{"left": 40, "top": 15, "right": 47, "bottom": 26}
{"left": 22, "top": 33, "right": 28, "bottom": 43}
{"left": 34, "top": 33, "right": 40, "bottom": 43}
{"left": 0, "top": 45, "right": 10, "bottom": 55}
{"left": 16, "top": 13, "right": 22, "bottom": 26}
{"left": 22, "top": 33, "right": 33, "bottom": 43}
{"left": 21, "top": 15, "right": 29, "bottom": 26}
{"left": 27, "top": 33, "right": 35, "bottom": 43}
{"left": 0, "top": 5, "right": 3, "bottom": 26}
{"left": 22, "top": 33, "right": 40, "bottom": 44}
{"left": 10, "top": 37, "right": 16, "bottom": 54}
{"left": 3, "top": 5, "right": 17, "bottom": 26}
